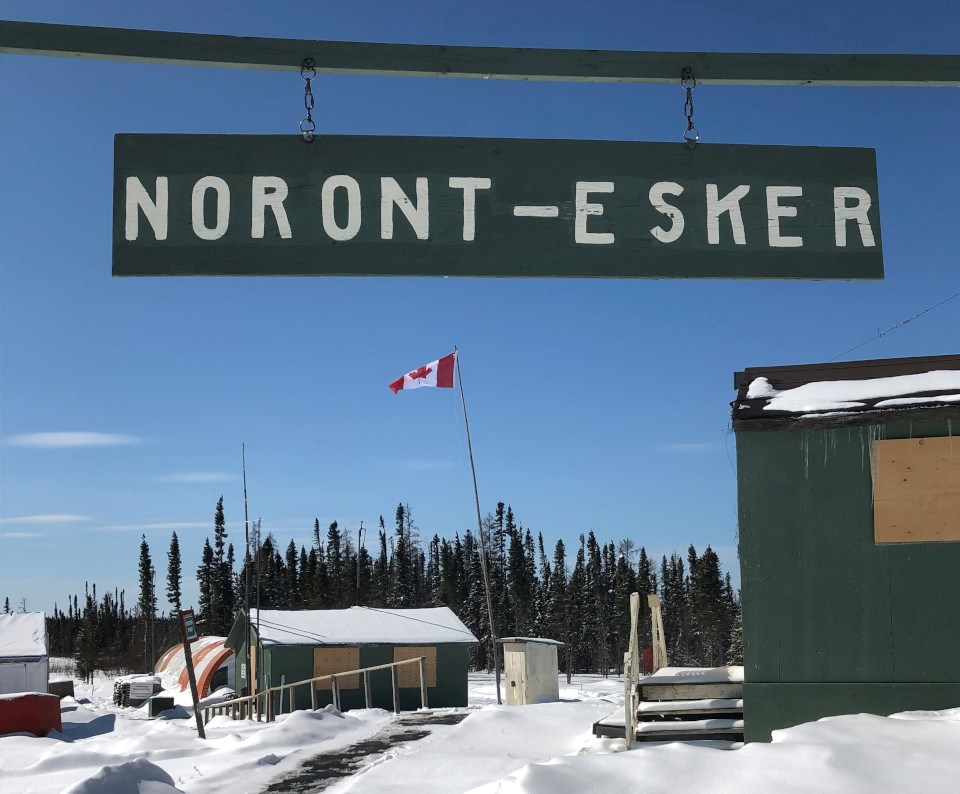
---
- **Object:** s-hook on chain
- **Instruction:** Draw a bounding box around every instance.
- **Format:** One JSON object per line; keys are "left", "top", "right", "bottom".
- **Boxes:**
{"left": 300, "top": 58, "right": 317, "bottom": 142}
{"left": 681, "top": 67, "right": 699, "bottom": 150}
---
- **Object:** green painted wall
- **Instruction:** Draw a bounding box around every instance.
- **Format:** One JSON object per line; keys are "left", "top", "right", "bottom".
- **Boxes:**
{"left": 250, "top": 642, "right": 471, "bottom": 715}
{"left": 737, "top": 417, "right": 960, "bottom": 742}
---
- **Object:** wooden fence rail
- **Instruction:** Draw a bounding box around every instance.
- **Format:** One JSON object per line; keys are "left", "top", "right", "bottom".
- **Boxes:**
{"left": 201, "top": 656, "right": 428, "bottom": 726}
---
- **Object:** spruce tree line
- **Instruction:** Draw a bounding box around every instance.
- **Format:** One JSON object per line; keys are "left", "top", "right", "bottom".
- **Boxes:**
{"left": 47, "top": 497, "right": 742, "bottom": 676}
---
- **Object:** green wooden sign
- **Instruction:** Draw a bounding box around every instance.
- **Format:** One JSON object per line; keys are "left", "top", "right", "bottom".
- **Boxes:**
{"left": 113, "top": 134, "right": 882, "bottom": 279}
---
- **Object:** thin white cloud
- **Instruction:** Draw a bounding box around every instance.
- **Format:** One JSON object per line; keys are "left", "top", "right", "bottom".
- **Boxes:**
{"left": 660, "top": 443, "right": 722, "bottom": 453}
{"left": 152, "top": 472, "right": 237, "bottom": 483}
{"left": 94, "top": 521, "right": 210, "bottom": 533}
{"left": 0, "top": 514, "right": 90, "bottom": 525}
{"left": 5, "top": 432, "right": 140, "bottom": 448}
{"left": 0, "top": 531, "right": 42, "bottom": 539}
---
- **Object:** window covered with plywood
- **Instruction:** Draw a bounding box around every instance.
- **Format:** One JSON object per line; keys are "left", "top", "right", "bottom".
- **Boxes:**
{"left": 313, "top": 647, "right": 360, "bottom": 689}
{"left": 393, "top": 646, "right": 437, "bottom": 687}
{"left": 872, "top": 437, "right": 960, "bottom": 543}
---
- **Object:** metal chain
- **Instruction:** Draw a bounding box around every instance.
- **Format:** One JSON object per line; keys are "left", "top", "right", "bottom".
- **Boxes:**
{"left": 681, "top": 67, "right": 699, "bottom": 150}
{"left": 300, "top": 58, "right": 317, "bottom": 143}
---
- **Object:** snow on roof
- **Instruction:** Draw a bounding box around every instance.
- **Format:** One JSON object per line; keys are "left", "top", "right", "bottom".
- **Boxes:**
{"left": 733, "top": 355, "right": 960, "bottom": 425}
{"left": 500, "top": 637, "right": 565, "bottom": 646}
{"left": 249, "top": 606, "right": 478, "bottom": 646}
{"left": 749, "top": 370, "right": 960, "bottom": 414}
{"left": 0, "top": 612, "right": 47, "bottom": 658}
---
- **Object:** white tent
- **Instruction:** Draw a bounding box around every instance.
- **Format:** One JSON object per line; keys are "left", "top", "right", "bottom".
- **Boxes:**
{"left": 0, "top": 612, "right": 49, "bottom": 694}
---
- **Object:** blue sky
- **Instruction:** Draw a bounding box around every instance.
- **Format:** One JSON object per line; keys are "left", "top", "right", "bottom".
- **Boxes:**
{"left": 1, "top": 1, "right": 958, "bottom": 617}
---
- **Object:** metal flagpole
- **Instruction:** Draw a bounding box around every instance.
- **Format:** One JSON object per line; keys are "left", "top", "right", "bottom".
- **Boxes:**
{"left": 242, "top": 444, "right": 252, "bottom": 700}
{"left": 454, "top": 347, "right": 502, "bottom": 705}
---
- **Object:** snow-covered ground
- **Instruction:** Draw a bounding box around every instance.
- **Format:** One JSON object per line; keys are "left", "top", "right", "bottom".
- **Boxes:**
{"left": 3, "top": 663, "right": 960, "bottom": 793}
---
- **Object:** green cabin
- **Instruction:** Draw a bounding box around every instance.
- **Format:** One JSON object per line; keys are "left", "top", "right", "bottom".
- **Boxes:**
{"left": 225, "top": 606, "right": 477, "bottom": 713}
{"left": 733, "top": 353, "right": 960, "bottom": 742}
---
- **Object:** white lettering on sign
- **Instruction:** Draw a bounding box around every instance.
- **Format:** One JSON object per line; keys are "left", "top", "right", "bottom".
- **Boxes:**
{"left": 449, "top": 177, "right": 492, "bottom": 241}
{"left": 834, "top": 187, "right": 876, "bottom": 247}
{"left": 575, "top": 181, "right": 614, "bottom": 245}
{"left": 649, "top": 181, "right": 685, "bottom": 244}
{"left": 381, "top": 177, "right": 429, "bottom": 240}
{"left": 322, "top": 175, "right": 362, "bottom": 241}
{"left": 252, "top": 176, "right": 292, "bottom": 239}
{"left": 706, "top": 184, "right": 750, "bottom": 245}
{"left": 192, "top": 176, "right": 230, "bottom": 240}
{"left": 121, "top": 175, "right": 878, "bottom": 251}
{"left": 514, "top": 206, "right": 560, "bottom": 217}
{"left": 766, "top": 186, "right": 803, "bottom": 248}
{"left": 125, "top": 176, "right": 168, "bottom": 241}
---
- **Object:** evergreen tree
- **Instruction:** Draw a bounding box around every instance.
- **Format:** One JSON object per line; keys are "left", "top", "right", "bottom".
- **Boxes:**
{"left": 465, "top": 543, "right": 489, "bottom": 670}
{"left": 3, "top": 597, "right": 9, "bottom": 614}
{"left": 326, "top": 521, "right": 343, "bottom": 605}
{"left": 567, "top": 538, "right": 587, "bottom": 675}
{"left": 138, "top": 535, "right": 157, "bottom": 622}
{"left": 298, "top": 546, "right": 310, "bottom": 607}
{"left": 166, "top": 531, "right": 182, "bottom": 614}
{"left": 507, "top": 516, "right": 534, "bottom": 636}
{"left": 392, "top": 504, "right": 414, "bottom": 605}
{"left": 74, "top": 584, "right": 101, "bottom": 683}
{"left": 138, "top": 536, "right": 157, "bottom": 671}
{"left": 209, "top": 496, "right": 230, "bottom": 634}
{"left": 197, "top": 538, "right": 214, "bottom": 628}
{"left": 660, "top": 553, "right": 689, "bottom": 665}
{"left": 611, "top": 547, "right": 636, "bottom": 673}
{"left": 727, "top": 592, "right": 743, "bottom": 664}
{"left": 545, "top": 539, "right": 569, "bottom": 676}
{"left": 687, "top": 545, "right": 725, "bottom": 666}
{"left": 373, "top": 524, "right": 389, "bottom": 606}
{"left": 285, "top": 539, "right": 300, "bottom": 606}
{"left": 224, "top": 543, "right": 236, "bottom": 622}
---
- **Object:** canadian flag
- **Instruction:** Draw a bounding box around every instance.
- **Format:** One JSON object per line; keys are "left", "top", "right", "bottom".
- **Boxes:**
{"left": 389, "top": 352, "right": 456, "bottom": 394}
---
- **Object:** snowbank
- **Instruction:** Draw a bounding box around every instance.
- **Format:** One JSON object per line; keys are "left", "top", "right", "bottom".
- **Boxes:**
{"left": 3, "top": 671, "right": 960, "bottom": 793}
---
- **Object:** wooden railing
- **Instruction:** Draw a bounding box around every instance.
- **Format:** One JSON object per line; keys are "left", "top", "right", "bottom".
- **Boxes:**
{"left": 201, "top": 656, "right": 429, "bottom": 725}
{"left": 622, "top": 592, "right": 641, "bottom": 750}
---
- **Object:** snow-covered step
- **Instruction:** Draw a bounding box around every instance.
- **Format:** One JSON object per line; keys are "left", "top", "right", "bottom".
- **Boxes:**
{"left": 638, "top": 666, "right": 743, "bottom": 702}
{"left": 638, "top": 697, "right": 743, "bottom": 720}
{"left": 634, "top": 717, "right": 744, "bottom": 743}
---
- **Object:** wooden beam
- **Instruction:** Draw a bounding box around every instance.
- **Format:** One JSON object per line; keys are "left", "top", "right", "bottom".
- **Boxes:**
{"left": 1, "top": 20, "right": 958, "bottom": 86}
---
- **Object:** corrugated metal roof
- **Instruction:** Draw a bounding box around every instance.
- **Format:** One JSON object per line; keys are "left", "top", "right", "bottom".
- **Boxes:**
{"left": 249, "top": 606, "right": 478, "bottom": 646}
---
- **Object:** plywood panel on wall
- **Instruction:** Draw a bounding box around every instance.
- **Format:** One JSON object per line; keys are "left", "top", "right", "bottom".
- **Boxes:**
{"left": 393, "top": 646, "right": 437, "bottom": 688}
{"left": 872, "top": 437, "right": 960, "bottom": 543}
{"left": 313, "top": 647, "right": 360, "bottom": 690}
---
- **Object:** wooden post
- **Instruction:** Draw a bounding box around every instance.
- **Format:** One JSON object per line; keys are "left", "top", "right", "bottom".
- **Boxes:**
{"left": 178, "top": 610, "right": 206, "bottom": 740}
{"left": 310, "top": 683, "right": 317, "bottom": 711}
{"left": 623, "top": 592, "right": 641, "bottom": 750}
{"left": 363, "top": 671, "right": 372, "bottom": 709}
{"left": 647, "top": 594, "right": 668, "bottom": 672}
{"left": 391, "top": 666, "right": 400, "bottom": 713}
{"left": 332, "top": 676, "right": 341, "bottom": 711}
{"left": 2, "top": 22, "right": 959, "bottom": 87}
{"left": 419, "top": 657, "right": 429, "bottom": 709}
{"left": 623, "top": 651, "right": 633, "bottom": 750}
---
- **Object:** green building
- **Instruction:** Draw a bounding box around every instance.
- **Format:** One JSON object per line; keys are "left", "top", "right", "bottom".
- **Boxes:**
{"left": 733, "top": 353, "right": 960, "bottom": 742}
{"left": 225, "top": 606, "right": 477, "bottom": 713}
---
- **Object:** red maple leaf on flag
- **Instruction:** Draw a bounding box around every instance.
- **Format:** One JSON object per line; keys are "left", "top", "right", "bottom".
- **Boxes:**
{"left": 409, "top": 365, "right": 433, "bottom": 380}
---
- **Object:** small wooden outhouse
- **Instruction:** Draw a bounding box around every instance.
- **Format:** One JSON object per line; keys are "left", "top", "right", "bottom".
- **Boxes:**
{"left": 500, "top": 637, "right": 563, "bottom": 705}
